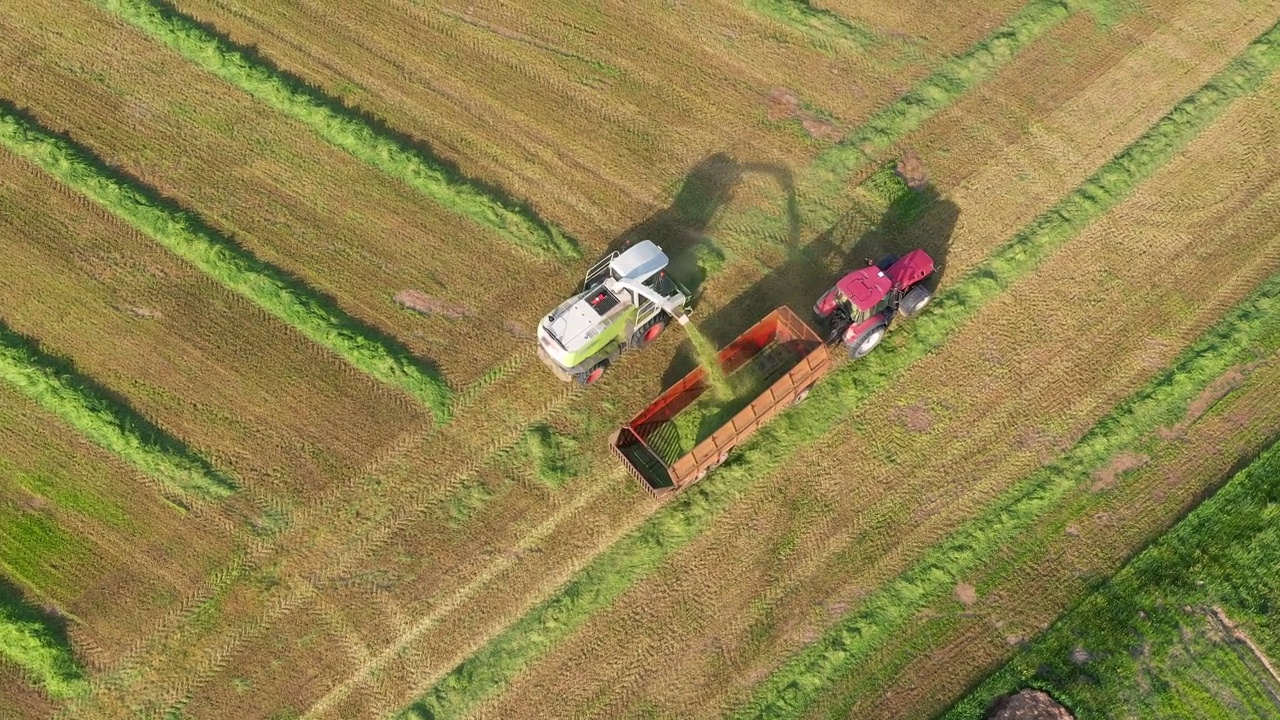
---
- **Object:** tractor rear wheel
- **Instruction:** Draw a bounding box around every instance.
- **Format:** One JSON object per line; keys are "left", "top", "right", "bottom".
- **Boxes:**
{"left": 575, "top": 360, "right": 610, "bottom": 387}
{"left": 631, "top": 316, "right": 668, "bottom": 349}
{"left": 898, "top": 284, "right": 933, "bottom": 318}
{"left": 847, "top": 323, "right": 887, "bottom": 359}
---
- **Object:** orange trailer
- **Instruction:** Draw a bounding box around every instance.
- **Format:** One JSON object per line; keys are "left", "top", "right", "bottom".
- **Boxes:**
{"left": 611, "top": 306, "right": 832, "bottom": 497}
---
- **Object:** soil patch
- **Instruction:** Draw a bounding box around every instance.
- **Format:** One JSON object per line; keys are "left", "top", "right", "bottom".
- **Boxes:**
{"left": 394, "top": 290, "right": 474, "bottom": 319}
{"left": 1090, "top": 451, "right": 1149, "bottom": 492}
{"left": 118, "top": 304, "right": 162, "bottom": 319}
{"left": 955, "top": 582, "right": 977, "bottom": 608}
{"left": 986, "top": 689, "right": 1074, "bottom": 720}
{"left": 894, "top": 399, "right": 934, "bottom": 432}
{"left": 895, "top": 148, "right": 929, "bottom": 188}
{"left": 765, "top": 87, "right": 842, "bottom": 141}
{"left": 503, "top": 320, "right": 532, "bottom": 339}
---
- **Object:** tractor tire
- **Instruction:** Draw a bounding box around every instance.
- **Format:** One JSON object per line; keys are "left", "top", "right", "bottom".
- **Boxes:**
{"left": 631, "top": 316, "right": 668, "bottom": 349}
{"left": 875, "top": 254, "right": 900, "bottom": 271}
{"left": 847, "top": 323, "right": 887, "bottom": 359}
{"left": 575, "top": 359, "right": 610, "bottom": 387}
{"left": 898, "top": 284, "right": 933, "bottom": 318}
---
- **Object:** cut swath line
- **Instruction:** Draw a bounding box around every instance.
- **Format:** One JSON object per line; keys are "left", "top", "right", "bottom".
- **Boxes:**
{"left": 0, "top": 321, "right": 234, "bottom": 501}
{"left": 0, "top": 583, "right": 89, "bottom": 700}
{"left": 95, "top": 0, "right": 581, "bottom": 261}
{"left": 398, "top": 22, "right": 1280, "bottom": 719}
{"left": 0, "top": 106, "right": 453, "bottom": 423}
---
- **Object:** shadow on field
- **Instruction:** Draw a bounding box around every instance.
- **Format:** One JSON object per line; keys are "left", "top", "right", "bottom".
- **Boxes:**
{"left": 603, "top": 153, "right": 800, "bottom": 302}
{"left": 0, "top": 574, "right": 78, "bottom": 663}
{"left": 661, "top": 180, "right": 959, "bottom": 387}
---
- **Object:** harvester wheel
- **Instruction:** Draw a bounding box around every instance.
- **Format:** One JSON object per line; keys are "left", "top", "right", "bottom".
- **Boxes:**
{"left": 632, "top": 317, "right": 668, "bottom": 348}
{"left": 576, "top": 360, "right": 610, "bottom": 387}
{"left": 898, "top": 284, "right": 933, "bottom": 318}
{"left": 847, "top": 323, "right": 887, "bottom": 359}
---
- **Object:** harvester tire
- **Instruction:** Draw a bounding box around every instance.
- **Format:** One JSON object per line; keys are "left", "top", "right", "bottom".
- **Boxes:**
{"left": 632, "top": 317, "right": 668, "bottom": 348}
{"left": 899, "top": 284, "right": 933, "bottom": 318}
{"left": 847, "top": 323, "right": 887, "bottom": 359}
{"left": 576, "top": 360, "right": 610, "bottom": 387}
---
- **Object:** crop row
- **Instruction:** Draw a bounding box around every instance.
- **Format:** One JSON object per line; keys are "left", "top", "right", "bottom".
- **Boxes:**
{"left": 398, "top": 22, "right": 1280, "bottom": 718}
{"left": 95, "top": 0, "right": 581, "bottom": 260}
{"left": 0, "top": 322, "right": 234, "bottom": 501}
{"left": 0, "top": 582, "right": 87, "bottom": 700}
{"left": 942, "top": 433, "right": 1280, "bottom": 718}
{"left": 0, "top": 107, "right": 453, "bottom": 422}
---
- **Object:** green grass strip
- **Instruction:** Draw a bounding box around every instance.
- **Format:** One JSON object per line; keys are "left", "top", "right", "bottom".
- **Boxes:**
{"left": 400, "top": 24, "right": 1280, "bottom": 719}
{"left": 941, "top": 439, "right": 1280, "bottom": 719}
{"left": 744, "top": 0, "right": 884, "bottom": 52}
{"left": 0, "top": 322, "right": 235, "bottom": 500}
{"left": 95, "top": 0, "right": 581, "bottom": 260}
{"left": 735, "top": 272, "right": 1280, "bottom": 719}
{"left": 0, "top": 107, "right": 453, "bottom": 422}
{"left": 0, "top": 578, "right": 88, "bottom": 700}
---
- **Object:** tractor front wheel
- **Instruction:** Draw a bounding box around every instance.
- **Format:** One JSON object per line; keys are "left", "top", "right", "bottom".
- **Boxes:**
{"left": 898, "top": 284, "right": 933, "bottom": 318}
{"left": 847, "top": 324, "right": 887, "bottom": 359}
{"left": 575, "top": 360, "right": 610, "bottom": 387}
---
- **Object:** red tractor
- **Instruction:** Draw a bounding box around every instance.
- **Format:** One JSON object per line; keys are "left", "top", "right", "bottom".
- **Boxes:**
{"left": 812, "top": 249, "right": 936, "bottom": 358}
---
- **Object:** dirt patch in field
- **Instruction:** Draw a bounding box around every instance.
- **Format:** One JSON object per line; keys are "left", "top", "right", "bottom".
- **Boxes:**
{"left": 986, "top": 689, "right": 1073, "bottom": 719}
{"left": 503, "top": 320, "right": 532, "bottom": 339}
{"left": 117, "top": 304, "right": 162, "bottom": 319}
{"left": 1090, "top": 451, "right": 1149, "bottom": 492}
{"left": 394, "top": 290, "right": 474, "bottom": 319}
{"left": 1159, "top": 365, "right": 1254, "bottom": 439}
{"left": 893, "top": 399, "right": 934, "bottom": 432}
{"left": 895, "top": 149, "right": 929, "bottom": 188}
{"left": 764, "top": 87, "right": 843, "bottom": 141}
{"left": 955, "top": 582, "right": 977, "bottom": 608}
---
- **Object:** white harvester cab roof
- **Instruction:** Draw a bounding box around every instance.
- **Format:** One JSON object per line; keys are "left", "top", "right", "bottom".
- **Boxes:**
{"left": 609, "top": 240, "right": 668, "bottom": 282}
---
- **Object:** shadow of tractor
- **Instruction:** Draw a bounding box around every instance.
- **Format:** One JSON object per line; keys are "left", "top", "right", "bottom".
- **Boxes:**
{"left": 662, "top": 180, "right": 959, "bottom": 387}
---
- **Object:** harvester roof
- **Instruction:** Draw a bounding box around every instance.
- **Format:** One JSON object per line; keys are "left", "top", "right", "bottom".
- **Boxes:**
{"left": 835, "top": 267, "right": 891, "bottom": 311}
{"left": 610, "top": 240, "right": 668, "bottom": 281}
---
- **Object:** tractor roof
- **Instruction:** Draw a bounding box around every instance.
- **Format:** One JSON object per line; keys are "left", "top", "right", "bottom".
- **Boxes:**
{"left": 836, "top": 267, "right": 892, "bottom": 311}
{"left": 610, "top": 240, "right": 668, "bottom": 281}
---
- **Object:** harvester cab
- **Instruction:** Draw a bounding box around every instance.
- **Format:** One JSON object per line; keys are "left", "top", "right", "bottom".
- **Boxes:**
{"left": 812, "top": 248, "right": 936, "bottom": 358}
{"left": 537, "top": 240, "right": 691, "bottom": 386}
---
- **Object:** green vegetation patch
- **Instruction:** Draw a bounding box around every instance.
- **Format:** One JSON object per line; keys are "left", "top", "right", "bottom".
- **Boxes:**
{"left": 0, "top": 322, "right": 234, "bottom": 500}
{"left": 744, "top": 0, "right": 884, "bottom": 53}
{"left": 398, "top": 26, "right": 1280, "bottom": 718}
{"left": 943, "top": 439, "right": 1280, "bottom": 719}
{"left": 0, "top": 577, "right": 88, "bottom": 699}
{"left": 0, "top": 107, "right": 453, "bottom": 422}
{"left": 96, "top": 0, "right": 581, "bottom": 260}
{"left": 514, "top": 424, "right": 583, "bottom": 490}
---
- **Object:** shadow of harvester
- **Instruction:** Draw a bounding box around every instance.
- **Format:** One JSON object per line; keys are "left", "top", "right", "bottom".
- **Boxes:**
{"left": 662, "top": 180, "right": 959, "bottom": 387}
{"left": 604, "top": 153, "right": 800, "bottom": 303}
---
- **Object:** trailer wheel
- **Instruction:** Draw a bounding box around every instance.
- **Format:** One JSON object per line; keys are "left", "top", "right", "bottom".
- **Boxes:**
{"left": 898, "top": 284, "right": 933, "bottom": 318}
{"left": 575, "top": 360, "right": 610, "bottom": 386}
{"left": 847, "top": 324, "right": 887, "bottom": 359}
{"left": 792, "top": 385, "right": 813, "bottom": 406}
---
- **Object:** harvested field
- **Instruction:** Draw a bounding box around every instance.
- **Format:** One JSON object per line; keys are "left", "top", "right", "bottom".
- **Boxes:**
{"left": 1, "top": 0, "right": 1279, "bottom": 719}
